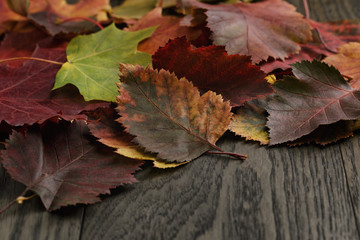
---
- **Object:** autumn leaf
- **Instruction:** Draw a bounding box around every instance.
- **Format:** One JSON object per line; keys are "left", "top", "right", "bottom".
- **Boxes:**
{"left": 229, "top": 100, "right": 269, "bottom": 145}
{"left": 54, "top": 23, "right": 156, "bottom": 102}
{"left": 86, "top": 107, "right": 156, "bottom": 160}
{"left": 266, "top": 60, "right": 360, "bottom": 145}
{"left": 152, "top": 37, "right": 272, "bottom": 106}
{"left": 116, "top": 64, "right": 233, "bottom": 163}
{"left": 28, "top": 0, "right": 109, "bottom": 35}
{"left": 181, "top": 0, "right": 312, "bottom": 63}
{"left": 324, "top": 42, "right": 360, "bottom": 89}
{"left": 86, "top": 107, "right": 186, "bottom": 168}
{"left": 0, "top": 29, "right": 48, "bottom": 67}
{"left": 0, "top": 120, "right": 143, "bottom": 211}
{"left": 0, "top": 0, "right": 26, "bottom": 33}
{"left": 128, "top": 7, "right": 201, "bottom": 55}
{"left": 0, "top": 47, "right": 106, "bottom": 126}
{"left": 289, "top": 119, "right": 360, "bottom": 146}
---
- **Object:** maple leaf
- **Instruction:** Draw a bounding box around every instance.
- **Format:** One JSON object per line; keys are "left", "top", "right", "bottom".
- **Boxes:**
{"left": 116, "top": 63, "right": 232, "bottom": 163}
{"left": 265, "top": 60, "right": 360, "bottom": 145}
{"left": 0, "top": 47, "right": 106, "bottom": 126}
{"left": 28, "top": 0, "right": 109, "bottom": 35}
{"left": 0, "top": 120, "right": 143, "bottom": 211}
{"left": 324, "top": 42, "right": 360, "bottom": 89}
{"left": 86, "top": 107, "right": 186, "bottom": 168}
{"left": 54, "top": 23, "right": 156, "bottom": 102}
{"left": 128, "top": 7, "right": 201, "bottom": 55}
{"left": 229, "top": 100, "right": 269, "bottom": 145}
{"left": 181, "top": 0, "right": 312, "bottom": 63}
{"left": 152, "top": 37, "right": 272, "bottom": 106}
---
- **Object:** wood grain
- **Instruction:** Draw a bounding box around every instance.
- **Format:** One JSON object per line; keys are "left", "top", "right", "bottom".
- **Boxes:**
{"left": 0, "top": 166, "right": 84, "bottom": 240}
{"left": 79, "top": 137, "right": 359, "bottom": 239}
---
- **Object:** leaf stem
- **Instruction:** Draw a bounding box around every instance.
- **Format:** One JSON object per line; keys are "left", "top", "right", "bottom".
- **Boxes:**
{"left": 314, "top": 28, "right": 338, "bottom": 54}
{"left": 0, "top": 187, "right": 30, "bottom": 215}
{"left": 0, "top": 57, "right": 64, "bottom": 65}
{"left": 58, "top": 17, "right": 104, "bottom": 30}
{"left": 302, "top": 0, "right": 310, "bottom": 19}
{"left": 206, "top": 151, "right": 247, "bottom": 160}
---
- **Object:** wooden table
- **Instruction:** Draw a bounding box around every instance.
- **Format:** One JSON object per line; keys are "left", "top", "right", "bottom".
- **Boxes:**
{"left": 1, "top": 0, "right": 360, "bottom": 239}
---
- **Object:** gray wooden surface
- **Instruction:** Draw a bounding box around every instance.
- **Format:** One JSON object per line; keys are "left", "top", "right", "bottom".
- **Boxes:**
{"left": 1, "top": 0, "right": 360, "bottom": 239}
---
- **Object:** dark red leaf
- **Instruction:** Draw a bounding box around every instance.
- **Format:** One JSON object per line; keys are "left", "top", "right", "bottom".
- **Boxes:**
{"left": 0, "top": 47, "right": 107, "bottom": 126}
{"left": 0, "top": 120, "right": 143, "bottom": 211}
{"left": 153, "top": 37, "right": 272, "bottom": 106}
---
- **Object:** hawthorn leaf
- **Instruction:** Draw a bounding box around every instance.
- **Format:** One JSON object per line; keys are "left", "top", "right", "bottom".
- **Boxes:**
{"left": 0, "top": 120, "right": 143, "bottom": 211}
{"left": 229, "top": 100, "right": 269, "bottom": 145}
{"left": 116, "top": 64, "right": 232, "bottom": 163}
{"left": 54, "top": 23, "right": 156, "bottom": 102}
{"left": 0, "top": 47, "right": 106, "bottom": 126}
{"left": 86, "top": 107, "right": 186, "bottom": 168}
{"left": 152, "top": 37, "right": 272, "bottom": 106}
{"left": 289, "top": 120, "right": 360, "bottom": 146}
{"left": 28, "top": 0, "right": 109, "bottom": 35}
{"left": 324, "top": 42, "right": 360, "bottom": 89}
{"left": 266, "top": 60, "right": 360, "bottom": 145}
{"left": 86, "top": 107, "right": 156, "bottom": 160}
{"left": 128, "top": 7, "right": 201, "bottom": 55}
{"left": 181, "top": 0, "right": 312, "bottom": 63}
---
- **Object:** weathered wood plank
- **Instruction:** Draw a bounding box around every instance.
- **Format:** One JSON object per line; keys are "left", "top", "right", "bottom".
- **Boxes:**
{"left": 339, "top": 136, "right": 360, "bottom": 232}
{"left": 0, "top": 166, "right": 84, "bottom": 240}
{"left": 80, "top": 137, "right": 359, "bottom": 239}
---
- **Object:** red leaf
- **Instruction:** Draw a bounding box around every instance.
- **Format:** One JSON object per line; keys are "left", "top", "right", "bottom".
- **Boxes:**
{"left": 181, "top": 0, "right": 312, "bottom": 63}
{"left": 265, "top": 60, "right": 360, "bottom": 145}
{"left": 153, "top": 37, "right": 272, "bottom": 106}
{"left": 0, "top": 29, "right": 48, "bottom": 67}
{"left": 0, "top": 120, "right": 142, "bottom": 211}
{"left": 0, "top": 47, "right": 107, "bottom": 126}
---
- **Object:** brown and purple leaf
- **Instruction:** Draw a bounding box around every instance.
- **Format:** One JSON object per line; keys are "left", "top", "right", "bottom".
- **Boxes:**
{"left": 0, "top": 47, "right": 107, "bottom": 126}
{"left": 181, "top": 0, "right": 312, "bottom": 63}
{"left": 153, "top": 37, "right": 272, "bottom": 106}
{"left": 265, "top": 60, "right": 360, "bottom": 145}
{"left": 0, "top": 120, "right": 143, "bottom": 211}
{"left": 116, "top": 63, "right": 232, "bottom": 163}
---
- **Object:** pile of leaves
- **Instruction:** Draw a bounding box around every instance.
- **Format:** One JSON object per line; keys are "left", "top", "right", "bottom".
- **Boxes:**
{"left": 0, "top": 0, "right": 359, "bottom": 213}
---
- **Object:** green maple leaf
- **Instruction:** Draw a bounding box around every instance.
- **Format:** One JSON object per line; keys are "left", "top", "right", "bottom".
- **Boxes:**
{"left": 53, "top": 23, "right": 156, "bottom": 102}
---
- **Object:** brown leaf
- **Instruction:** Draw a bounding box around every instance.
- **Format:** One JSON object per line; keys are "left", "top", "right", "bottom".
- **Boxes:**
{"left": 181, "top": 0, "right": 312, "bottom": 63}
{"left": 324, "top": 42, "right": 360, "bottom": 89}
{"left": 116, "top": 64, "right": 232, "bottom": 163}
{"left": 128, "top": 7, "right": 201, "bottom": 55}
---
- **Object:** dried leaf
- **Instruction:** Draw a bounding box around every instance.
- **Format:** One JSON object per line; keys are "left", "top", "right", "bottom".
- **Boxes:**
{"left": 229, "top": 100, "right": 269, "bottom": 145}
{"left": 116, "top": 64, "right": 232, "bottom": 163}
{"left": 324, "top": 42, "right": 360, "bottom": 89}
{"left": 152, "top": 37, "right": 272, "bottom": 106}
{"left": 0, "top": 47, "right": 106, "bottom": 126}
{"left": 128, "top": 7, "right": 201, "bottom": 55}
{"left": 266, "top": 60, "right": 360, "bottom": 145}
{"left": 0, "top": 120, "right": 143, "bottom": 211}
{"left": 181, "top": 0, "right": 312, "bottom": 63}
